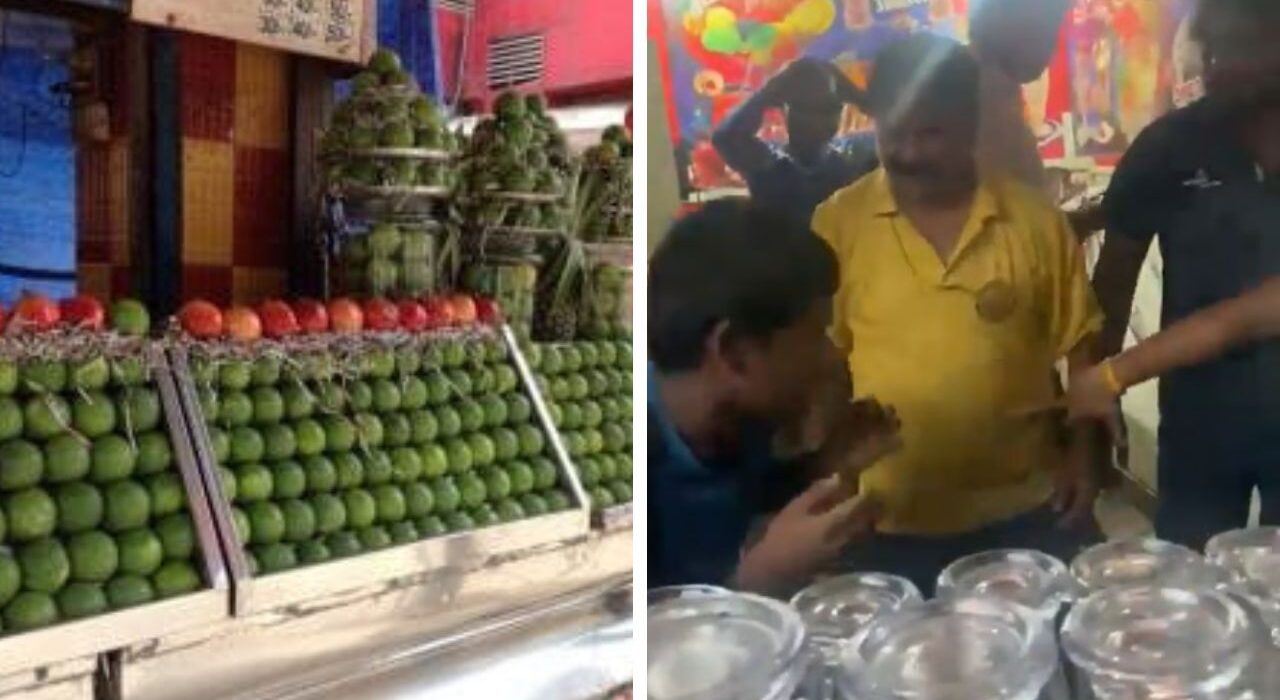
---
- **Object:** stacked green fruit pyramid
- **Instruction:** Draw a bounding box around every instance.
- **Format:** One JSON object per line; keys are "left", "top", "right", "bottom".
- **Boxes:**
{"left": 0, "top": 349, "right": 203, "bottom": 635}
{"left": 530, "top": 337, "right": 633, "bottom": 512}
{"left": 460, "top": 256, "right": 538, "bottom": 335}
{"left": 458, "top": 91, "right": 571, "bottom": 232}
{"left": 581, "top": 262, "right": 630, "bottom": 338}
{"left": 189, "top": 331, "right": 575, "bottom": 576}
{"left": 575, "top": 125, "right": 632, "bottom": 242}
{"left": 322, "top": 47, "right": 459, "bottom": 191}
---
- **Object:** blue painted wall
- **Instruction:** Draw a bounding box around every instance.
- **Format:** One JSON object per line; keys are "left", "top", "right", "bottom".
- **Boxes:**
{"left": 0, "top": 34, "right": 77, "bottom": 305}
{"left": 337, "top": 0, "right": 443, "bottom": 102}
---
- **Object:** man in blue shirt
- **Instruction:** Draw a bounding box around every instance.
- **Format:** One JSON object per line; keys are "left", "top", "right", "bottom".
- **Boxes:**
{"left": 649, "top": 200, "right": 899, "bottom": 594}
{"left": 712, "top": 57, "right": 879, "bottom": 230}
{"left": 1092, "top": 0, "right": 1280, "bottom": 549}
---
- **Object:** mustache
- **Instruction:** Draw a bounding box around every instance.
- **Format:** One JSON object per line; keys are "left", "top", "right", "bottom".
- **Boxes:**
{"left": 883, "top": 158, "right": 938, "bottom": 177}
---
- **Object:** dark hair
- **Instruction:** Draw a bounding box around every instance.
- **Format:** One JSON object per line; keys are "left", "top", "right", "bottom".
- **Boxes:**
{"left": 649, "top": 199, "right": 839, "bottom": 373}
{"left": 865, "top": 34, "right": 980, "bottom": 126}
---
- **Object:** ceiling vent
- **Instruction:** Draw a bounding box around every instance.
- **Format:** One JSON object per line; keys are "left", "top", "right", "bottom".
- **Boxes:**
{"left": 486, "top": 33, "right": 545, "bottom": 90}
{"left": 436, "top": 0, "right": 474, "bottom": 13}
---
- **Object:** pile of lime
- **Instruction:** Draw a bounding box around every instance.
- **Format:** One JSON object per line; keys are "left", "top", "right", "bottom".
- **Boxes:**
{"left": 192, "top": 332, "right": 573, "bottom": 576}
{"left": 0, "top": 353, "right": 202, "bottom": 635}
{"left": 531, "top": 338, "right": 633, "bottom": 511}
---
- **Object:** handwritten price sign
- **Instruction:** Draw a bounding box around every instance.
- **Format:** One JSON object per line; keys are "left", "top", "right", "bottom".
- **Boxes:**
{"left": 133, "top": 0, "right": 374, "bottom": 64}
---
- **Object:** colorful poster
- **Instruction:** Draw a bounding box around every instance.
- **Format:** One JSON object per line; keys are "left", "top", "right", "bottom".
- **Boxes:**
{"left": 654, "top": 0, "right": 1197, "bottom": 196}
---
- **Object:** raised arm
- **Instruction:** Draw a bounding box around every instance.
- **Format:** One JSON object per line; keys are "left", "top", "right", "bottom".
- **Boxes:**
{"left": 712, "top": 69, "right": 790, "bottom": 178}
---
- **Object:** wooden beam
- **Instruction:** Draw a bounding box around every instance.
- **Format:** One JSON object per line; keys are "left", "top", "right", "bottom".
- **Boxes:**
{"left": 290, "top": 57, "right": 338, "bottom": 298}
{"left": 126, "top": 22, "right": 152, "bottom": 300}
{"left": 148, "top": 29, "right": 181, "bottom": 317}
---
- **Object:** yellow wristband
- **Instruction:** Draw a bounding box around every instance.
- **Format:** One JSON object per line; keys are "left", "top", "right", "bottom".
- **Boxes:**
{"left": 1100, "top": 359, "right": 1125, "bottom": 396}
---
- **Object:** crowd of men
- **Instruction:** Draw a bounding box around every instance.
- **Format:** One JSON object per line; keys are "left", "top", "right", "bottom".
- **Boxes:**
{"left": 650, "top": 0, "right": 1280, "bottom": 595}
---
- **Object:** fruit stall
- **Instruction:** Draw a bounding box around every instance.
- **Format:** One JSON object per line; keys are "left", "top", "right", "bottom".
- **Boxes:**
{"left": 0, "top": 2, "right": 632, "bottom": 697}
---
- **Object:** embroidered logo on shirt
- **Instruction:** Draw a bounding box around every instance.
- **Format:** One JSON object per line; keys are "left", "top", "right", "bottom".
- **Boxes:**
{"left": 976, "top": 280, "right": 1017, "bottom": 322}
{"left": 1182, "top": 169, "right": 1222, "bottom": 189}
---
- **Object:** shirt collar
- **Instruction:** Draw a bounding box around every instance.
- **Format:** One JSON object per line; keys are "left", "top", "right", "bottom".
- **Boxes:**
{"left": 867, "top": 168, "right": 1002, "bottom": 224}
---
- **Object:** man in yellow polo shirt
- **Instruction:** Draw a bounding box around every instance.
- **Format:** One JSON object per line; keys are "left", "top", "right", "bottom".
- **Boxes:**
{"left": 812, "top": 34, "right": 1103, "bottom": 593}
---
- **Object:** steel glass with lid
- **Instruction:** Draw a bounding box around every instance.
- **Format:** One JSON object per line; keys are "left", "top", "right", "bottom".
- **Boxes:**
{"left": 1207, "top": 527, "right": 1280, "bottom": 696}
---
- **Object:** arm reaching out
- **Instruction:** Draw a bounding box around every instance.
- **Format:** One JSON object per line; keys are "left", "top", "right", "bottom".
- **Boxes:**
{"left": 712, "top": 66, "right": 790, "bottom": 178}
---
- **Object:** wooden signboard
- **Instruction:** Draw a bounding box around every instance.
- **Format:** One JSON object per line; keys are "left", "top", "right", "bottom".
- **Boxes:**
{"left": 132, "top": 0, "right": 376, "bottom": 64}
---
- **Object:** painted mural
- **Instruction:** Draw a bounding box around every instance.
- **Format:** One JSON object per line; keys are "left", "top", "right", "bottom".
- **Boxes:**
{"left": 653, "top": 0, "right": 1200, "bottom": 196}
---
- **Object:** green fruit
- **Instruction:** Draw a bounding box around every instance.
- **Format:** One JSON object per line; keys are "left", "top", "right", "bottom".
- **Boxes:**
{"left": 544, "top": 490, "right": 572, "bottom": 512}
{"left": 251, "top": 387, "right": 285, "bottom": 425}
{"left": 601, "top": 422, "right": 628, "bottom": 453}
{"left": 244, "top": 551, "right": 260, "bottom": 576}
{"left": 0, "top": 398, "right": 22, "bottom": 440}
{"left": 546, "top": 402, "right": 563, "bottom": 428}
{"left": 312, "top": 493, "right": 347, "bottom": 533}
{"left": 230, "top": 507, "right": 250, "bottom": 545}
{"left": 251, "top": 357, "right": 281, "bottom": 387}
{"left": 430, "top": 477, "right": 461, "bottom": 514}
{"left": 294, "top": 419, "right": 327, "bottom": 456}
{"left": 382, "top": 412, "right": 412, "bottom": 447}
{"left": 272, "top": 461, "right": 307, "bottom": 499}
{"left": 446, "top": 369, "right": 474, "bottom": 397}
{"left": 325, "top": 531, "right": 362, "bottom": 558}
{"left": 219, "top": 361, "right": 252, "bottom": 391}
{"left": 22, "top": 359, "right": 68, "bottom": 394}
{"left": 494, "top": 366, "right": 519, "bottom": 394}
{"left": 365, "top": 349, "right": 397, "bottom": 380}
{"left": 480, "top": 467, "right": 511, "bottom": 501}
{"left": 371, "top": 379, "right": 402, "bottom": 413}
{"left": 332, "top": 453, "right": 364, "bottom": 489}
{"left": 219, "top": 391, "right": 253, "bottom": 427}
{"left": 388, "top": 520, "right": 418, "bottom": 544}
{"left": 470, "top": 504, "right": 499, "bottom": 528}
{"left": 597, "top": 455, "right": 617, "bottom": 482}
{"left": 358, "top": 526, "right": 392, "bottom": 550}
{"left": 415, "top": 515, "right": 447, "bottom": 538}
{"left": 322, "top": 415, "right": 357, "bottom": 453}
{"left": 457, "top": 399, "right": 484, "bottom": 433}
{"left": 251, "top": 543, "right": 296, "bottom": 575}
{"left": 298, "top": 540, "right": 330, "bottom": 564}
{"left": 91, "top": 435, "right": 137, "bottom": 483}
{"left": 491, "top": 427, "right": 520, "bottom": 461}
{"left": 156, "top": 513, "right": 196, "bottom": 559}
{"left": 579, "top": 458, "right": 602, "bottom": 487}
{"left": 442, "top": 341, "right": 466, "bottom": 368}
{"left": 106, "top": 575, "right": 154, "bottom": 609}
{"left": 532, "top": 457, "right": 558, "bottom": 490}
{"left": 419, "top": 443, "right": 449, "bottom": 478}
{"left": 581, "top": 401, "right": 603, "bottom": 428}
{"left": 471, "top": 367, "right": 495, "bottom": 395}
{"left": 109, "top": 299, "right": 151, "bottom": 336}
{"left": 247, "top": 501, "right": 286, "bottom": 545}
{"left": 23, "top": 395, "right": 69, "bottom": 441}
{"left": 616, "top": 455, "right": 632, "bottom": 480}
{"left": 506, "top": 461, "right": 536, "bottom": 495}
{"left": 403, "top": 482, "right": 435, "bottom": 518}
{"left": 560, "top": 402, "right": 582, "bottom": 429}
{"left": 343, "top": 489, "right": 377, "bottom": 529}
{"left": 113, "top": 530, "right": 163, "bottom": 577}
{"left": 457, "top": 473, "right": 486, "bottom": 508}
{"left": 135, "top": 432, "right": 173, "bottom": 475}
{"left": 506, "top": 395, "right": 533, "bottom": 424}
{"left": 0, "top": 554, "right": 19, "bottom": 607}
{"left": 153, "top": 560, "right": 200, "bottom": 597}
{"left": 282, "top": 385, "right": 316, "bottom": 420}
{"left": 467, "top": 433, "right": 497, "bottom": 467}
{"left": 19, "top": 537, "right": 70, "bottom": 592}
{"left": 261, "top": 424, "right": 298, "bottom": 462}
{"left": 354, "top": 413, "right": 385, "bottom": 448}
{"left": 235, "top": 464, "right": 274, "bottom": 503}
{"left": 479, "top": 395, "right": 508, "bottom": 427}
{"left": 520, "top": 492, "right": 549, "bottom": 516}
{"left": 5, "top": 591, "right": 58, "bottom": 630}
{"left": 425, "top": 372, "right": 451, "bottom": 405}
{"left": 6, "top": 487, "right": 56, "bottom": 540}
{"left": 372, "top": 484, "right": 407, "bottom": 523}
{"left": 409, "top": 410, "right": 439, "bottom": 445}
{"left": 111, "top": 356, "right": 149, "bottom": 388}
{"left": 401, "top": 377, "right": 428, "bottom": 411}
{"left": 363, "top": 450, "right": 394, "bottom": 485}
{"left": 316, "top": 382, "right": 346, "bottom": 413}
{"left": 494, "top": 499, "right": 525, "bottom": 522}
{"left": 444, "top": 512, "right": 475, "bottom": 533}
{"left": 147, "top": 473, "right": 186, "bottom": 517}
{"left": 218, "top": 467, "right": 237, "bottom": 501}
{"left": 104, "top": 481, "right": 150, "bottom": 532}
{"left": 444, "top": 439, "right": 473, "bottom": 474}
{"left": 390, "top": 447, "right": 423, "bottom": 483}
{"left": 0, "top": 361, "right": 17, "bottom": 395}
{"left": 280, "top": 499, "right": 317, "bottom": 542}
{"left": 0, "top": 439, "right": 44, "bottom": 490}
{"left": 583, "top": 429, "right": 604, "bottom": 455}
{"left": 304, "top": 455, "right": 338, "bottom": 493}
{"left": 58, "top": 582, "right": 108, "bottom": 619}
{"left": 208, "top": 427, "right": 231, "bottom": 464}
{"left": 119, "top": 388, "right": 162, "bottom": 433}
{"left": 434, "top": 406, "right": 462, "bottom": 437}
{"left": 229, "top": 426, "right": 265, "bottom": 465}
{"left": 348, "top": 381, "right": 374, "bottom": 411}
{"left": 67, "top": 531, "right": 118, "bottom": 582}
{"left": 609, "top": 481, "right": 632, "bottom": 503}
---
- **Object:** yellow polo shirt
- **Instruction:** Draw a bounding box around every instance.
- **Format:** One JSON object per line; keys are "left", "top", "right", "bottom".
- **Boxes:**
{"left": 812, "top": 171, "right": 1102, "bottom": 535}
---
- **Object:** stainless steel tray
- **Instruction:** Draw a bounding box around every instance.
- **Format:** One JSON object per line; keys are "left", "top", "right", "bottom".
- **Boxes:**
{"left": 169, "top": 325, "right": 591, "bottom": 616}
{"left": 0, "top": 345, "right": 230, "bottom": 678}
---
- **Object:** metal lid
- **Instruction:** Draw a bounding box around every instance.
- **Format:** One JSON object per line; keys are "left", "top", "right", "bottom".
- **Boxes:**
{"left": 937, "top": 549, "right": 1071, "bottom": 619}
{"left": 1062, "top": 585, "right": 1262, "bottom": 691}
{"left": 1071, "top": 538, "right": 1227, "bottom": 596}
{"left": 1207, "top": 527, "right": 1280, "bottom": 589}
{"left": 790, "top": 573, "right": 922, "bottom": 642}
{"left": 836, "top": 596, "right": 1057, "bottom": 700}
{"left": 647, "top": 584, "right": 730, "bottom": 606}
{"left": 647, "top": 591, "right": 807, "bottom": 700}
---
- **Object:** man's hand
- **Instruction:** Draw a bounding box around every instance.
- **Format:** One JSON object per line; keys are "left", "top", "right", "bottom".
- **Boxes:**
{"left": 735, "top": 475, "right": 880, "bottom": 593}
{"left": 1063, "top": 364, "right": 1127, "bottom": 445}
{"left": 1053, "top": 439, "right": 1099, "bottom": 530}
{"left": 818, "top": 397, "right": 902, "bottom": 486}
